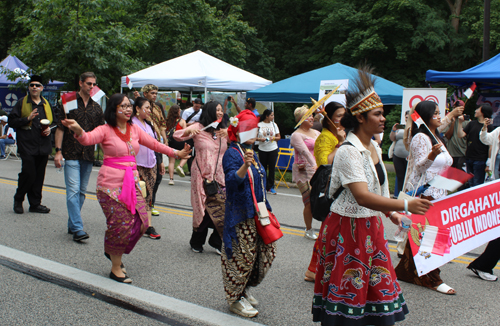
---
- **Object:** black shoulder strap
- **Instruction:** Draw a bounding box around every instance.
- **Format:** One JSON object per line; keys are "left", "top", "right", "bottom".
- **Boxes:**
{"left": 329, "top": 141, "right": 355, "bottom": 199}
{"left": 185, "top": 110, "right": 198, "bottom": 123}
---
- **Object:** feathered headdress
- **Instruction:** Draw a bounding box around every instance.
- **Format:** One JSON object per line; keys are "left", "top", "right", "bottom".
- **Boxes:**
{"left": 346, "top": 65, "right": 383, "bottom": 115}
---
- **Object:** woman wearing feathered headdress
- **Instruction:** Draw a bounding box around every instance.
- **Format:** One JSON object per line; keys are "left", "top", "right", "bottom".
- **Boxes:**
{"left": 312, "top": 65, "right": 432, "bottom": 325}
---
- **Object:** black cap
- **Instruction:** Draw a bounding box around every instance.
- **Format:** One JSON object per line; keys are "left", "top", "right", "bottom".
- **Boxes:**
{"left": 246, "top": 97, "right": 256, "bottom": 108}
{"left": 30, "top": 75, "right": 43, "bottom": 84}
{"left": 193, "top": 98, "right": 203, "bottom": 104}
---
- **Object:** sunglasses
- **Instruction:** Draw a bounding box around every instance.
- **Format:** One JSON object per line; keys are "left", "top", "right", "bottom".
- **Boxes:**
{"left": 30, "top": 83, "right": 42, "bottom": 88}
{"left": 85, "top": 82, "right": 97, "bottom": 86}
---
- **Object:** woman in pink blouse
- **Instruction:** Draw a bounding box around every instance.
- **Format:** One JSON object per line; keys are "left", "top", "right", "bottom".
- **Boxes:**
{"left": 290, "top": 105, "right": 320, "bottom": 240}
{"left": 174, "top": 101, "right": 228, "bottom": 254}
{"left": 62, "top": 94, "right": 190, "bottom": 283}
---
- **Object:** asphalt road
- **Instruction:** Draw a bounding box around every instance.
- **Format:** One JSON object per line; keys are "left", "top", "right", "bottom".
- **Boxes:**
{"left": 0, "top": 156, "right": 499, "bottom": 325}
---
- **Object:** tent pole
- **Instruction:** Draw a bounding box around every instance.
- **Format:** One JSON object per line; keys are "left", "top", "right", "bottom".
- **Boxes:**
{"left": 204, "top": 77, "right": 207, "bottom": 102}
{"left": 120, "top": 86, "right": 122, "bottom": 94}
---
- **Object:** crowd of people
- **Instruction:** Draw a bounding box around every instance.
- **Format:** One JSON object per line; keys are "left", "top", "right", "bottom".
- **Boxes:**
{"left": 3, "top": 69, "right": 500, "bottom": 324}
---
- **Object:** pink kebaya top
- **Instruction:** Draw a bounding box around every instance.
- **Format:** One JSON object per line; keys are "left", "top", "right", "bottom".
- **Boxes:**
{"left": 77, "top": 124, "right": 176, "bottom": 201}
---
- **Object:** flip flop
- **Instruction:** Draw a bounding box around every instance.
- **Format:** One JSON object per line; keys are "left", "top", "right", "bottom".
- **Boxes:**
{"left": 434, "top": 283, "right": 456, "bottom": 295}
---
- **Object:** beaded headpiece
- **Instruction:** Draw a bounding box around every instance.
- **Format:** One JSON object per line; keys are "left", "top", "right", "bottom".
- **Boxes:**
{"left": 346, "top": 65, "right": 383, "bottom": 115}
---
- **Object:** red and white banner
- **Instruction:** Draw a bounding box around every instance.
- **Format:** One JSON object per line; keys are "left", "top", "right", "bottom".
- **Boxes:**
{"left": 428, "top": 166, "right": 472, "bottom": 192}
{"left": 238, "top": 118, "right": 259, "bottom": 143}
{"left": 410, "top": 179, "right": 500, "bottom": 276}
{"left": 90, "top": 86, "right": 105, "bottom": 102}
{"left": 401, "top": 88, "right": 447, "bottom": 124}
{"left": 126, "top": 76, "right": 133, "bottom": 89}
{"left": 61, "top": 91, "right": 77, "bottom": 113}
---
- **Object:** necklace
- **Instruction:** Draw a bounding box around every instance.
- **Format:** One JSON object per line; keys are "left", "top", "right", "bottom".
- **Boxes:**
{"left": 113, "top": 124, "right": 131, "bottom": 142}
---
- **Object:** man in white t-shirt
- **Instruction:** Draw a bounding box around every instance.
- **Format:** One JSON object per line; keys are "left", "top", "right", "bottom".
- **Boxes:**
{"left": 182, "top": 98, "right": 203, "bottom": 126}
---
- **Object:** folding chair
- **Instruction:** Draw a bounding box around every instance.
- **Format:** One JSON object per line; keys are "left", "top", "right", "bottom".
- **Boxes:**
{"left": 5, "top": 142, "right": 19, "bottom": 160}
{"left": 275, "top": 148, "right": 294, "bottom": 189}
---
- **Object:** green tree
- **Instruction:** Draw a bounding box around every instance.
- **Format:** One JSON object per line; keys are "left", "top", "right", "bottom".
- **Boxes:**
{"left": 10, "top": 0, "right": 150, "bottom": 93}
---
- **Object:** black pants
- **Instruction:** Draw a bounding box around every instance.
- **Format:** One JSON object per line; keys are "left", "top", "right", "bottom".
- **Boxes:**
{"left": 151, "top": 152, "right": 163, "bottom": 207}
{"left": 258, "top": 148, "right": 278, "bottom": 191}
{"left": 469, "top": 237, "right": 500, "bottom": 274}
{"left": 186, "top": 139, "right": 195, "bottom": 173}
{"left": 189, "top": 211, "right": 222, "bottom": 250}
{"left": 392, "top": 154, "right": 408, "bottom": 195}
{"left": 14, "top": 154, "right": 48, "bottom": 206}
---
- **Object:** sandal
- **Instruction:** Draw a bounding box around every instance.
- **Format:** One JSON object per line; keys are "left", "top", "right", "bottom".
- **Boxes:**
{"left": 304, "top": 270, "right": 315, "bottom": 282}
{"left": 104, "top": 252, "right": 127, "bottom": 274}
{"left": 110, "top": 271, "right": 132, "bottom": 283}
{"left": 434, "top": 283, "right": 456, "bottom": 295}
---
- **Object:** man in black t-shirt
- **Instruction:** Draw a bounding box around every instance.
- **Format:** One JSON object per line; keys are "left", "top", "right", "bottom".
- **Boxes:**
{"left": 457, "top": 104, "right": 494, "bottom": 187}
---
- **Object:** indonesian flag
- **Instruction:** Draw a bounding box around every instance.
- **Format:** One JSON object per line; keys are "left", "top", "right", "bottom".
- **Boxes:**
{"left": 201, "top": 118, "right": 222, "bottom": 131}
{"left": 90, "top": 86, "right": 105, "bottom": 103}
{"left": 464, "top": 82, "right": 477, "bottom": 98}
{"left": 428, "top": 166, "right": 473, "bottom": 191}
{"left": 126, "top": 76, "right": 133, "bottom": 89}
{"left": 411, "top": 111, "right": 424, "bottom": 128}
{"left": 61, "top": 91, "right": 78, "bottom": 113}
{"left": 419, "top": 225, "right": 451, "bottom": 256}
{"left": 238, "top": 117, "right": 259, "bottom": 143}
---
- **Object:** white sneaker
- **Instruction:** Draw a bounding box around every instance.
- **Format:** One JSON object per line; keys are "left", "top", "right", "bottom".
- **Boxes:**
{"left": 176, "top": 166, "right": 185, "bottom": 177}
{"left": 469, "top": 267, "right": 498, "bottom": 281}
{"left": 229, "top": 297, "right": 258, "bottom": 318}
{"left": 169, "top": 180, "right": 174, "bottom": 185}
{"left": 244, "top": 292, "right": 258, "bottom": 306}
{"left": 304, "top": 228, "right": 318, "bottom": 240}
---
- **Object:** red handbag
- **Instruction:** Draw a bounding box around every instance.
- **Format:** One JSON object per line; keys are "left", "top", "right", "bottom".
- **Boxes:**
{"left": 235, "top": 146, "right": 283, "bottom": 245}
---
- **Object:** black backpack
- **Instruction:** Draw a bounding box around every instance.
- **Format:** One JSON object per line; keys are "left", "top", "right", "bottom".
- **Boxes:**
{"left": 310, "top": 142, "right": 353, "bottom": 222}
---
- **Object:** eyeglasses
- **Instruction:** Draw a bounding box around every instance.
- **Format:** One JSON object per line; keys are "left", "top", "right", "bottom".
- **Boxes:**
{"left": 85, "top": 82, "right": 97, "bottom": 86}
{"left": 118, "top": 104, "right": 133, "bottom": 110}
{"left": 30, "top": 83, "right": 42, "bottom": 88}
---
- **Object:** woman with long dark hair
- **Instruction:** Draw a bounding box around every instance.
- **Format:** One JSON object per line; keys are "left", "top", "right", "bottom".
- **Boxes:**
{"left": 62, "top": 94, "right": 190, "bottom": 283}
{"left": 312, "top": 67, "right": 432, "bottom": 325}
{"left": 165, "top": 105, "right": 187, "bottom": 185}
{"left": 256, "top": 109, "right": 280, "bottom": 194}
{"left": 174, "top": 101, "right": 228, "bottom": 253}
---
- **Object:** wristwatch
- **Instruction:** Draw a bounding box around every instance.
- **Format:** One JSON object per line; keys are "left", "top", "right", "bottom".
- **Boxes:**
{"left": 55, "top": 147, "right": 62, "bottom": 152}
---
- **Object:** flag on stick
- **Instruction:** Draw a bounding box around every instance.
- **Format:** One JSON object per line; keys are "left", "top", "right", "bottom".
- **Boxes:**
{"left": 90, "top": 86, "right": 105, "bottom": 102}
{"left": 411, "top": 111, "right": 425, "bottom": 128}
{"left": 201, "top": 118, "right": 222, "bottom": 131}
{"left": 238, "top": 118, "right": 259, "bottom": 143}
{"left": 61, "top": 91, "right": 78, "bottom": 113}
{"left": 419, "top": 225, "right": 451, "bottom": 256}
{"left": 464, "top": 82, "right": 477, "bottom": 99}
{"left": 428, "top": 166, "right": 473, "bottom": 192}
{"left": 126, "top": 76, "right": 133, "bottom": 89}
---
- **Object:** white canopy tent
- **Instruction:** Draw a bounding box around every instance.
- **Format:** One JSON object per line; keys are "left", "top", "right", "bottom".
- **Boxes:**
{"left": 120, "top": 50, "right": 272, "bottom": 100}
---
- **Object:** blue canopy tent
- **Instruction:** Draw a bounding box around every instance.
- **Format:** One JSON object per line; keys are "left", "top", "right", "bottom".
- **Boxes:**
{"left": 426, "top": 52, "right": 500, "bottom": 90}
{"left": 247, "top": 63, "right": 404, "bottom": 104}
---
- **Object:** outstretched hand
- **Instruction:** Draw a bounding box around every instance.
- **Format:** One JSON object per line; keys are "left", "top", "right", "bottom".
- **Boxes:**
{"left": 61, "top": 119, "right": 83, "bottom": 136}
{"left": 408, "top": 198, "right": 433, "bottom": 215}
{"left": 177, "top": 143, "right": 192, "bottom": 159}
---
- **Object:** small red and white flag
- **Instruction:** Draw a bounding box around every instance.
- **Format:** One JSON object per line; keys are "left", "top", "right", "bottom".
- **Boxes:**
{"left": 126, "top": 76, "right": 133, "bottom": 89}
{"left": 411, "top": 111, "right": 424, "bottom": 128}
{"left": 90, "top": 86, "right": 105, "bottom": 103}
{"left": 464, "top": 82, "right": 477, "bottom": 99}
{"left": 428, "top": 166, "right": 473, "bottom": 192}
{"left": 238, "top": 117, "right": 259, "bottom": 143}
{"left": 61, "top": 91, "right": 78, "bottom": 113}
{"left": 201, "top": 117, "right": 222, "bottom": 131}
{"left": 419, "top": 225, "right": 451, "bottom": 256}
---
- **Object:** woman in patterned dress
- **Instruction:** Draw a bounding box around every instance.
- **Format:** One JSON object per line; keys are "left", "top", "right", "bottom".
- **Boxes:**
{"left": 62, "top": 94, "right": 190, "bottom": 283}
{"left": 312, "top": 67, "right": 432, "bottom": 325}
{"left": 165, "top": 105, "right": 188, "bottom": 185}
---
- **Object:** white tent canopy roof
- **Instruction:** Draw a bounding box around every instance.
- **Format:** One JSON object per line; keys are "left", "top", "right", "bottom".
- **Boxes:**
{"left": 121, "top": 50, "right": 271, "bottom": 92}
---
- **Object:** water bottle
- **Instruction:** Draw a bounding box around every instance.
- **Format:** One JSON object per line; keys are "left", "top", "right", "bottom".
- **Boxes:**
{"left": 57, "top": 158, "right": 65, "bottom": 173}
{"left": 394, "top": 216, "right": 412, "bottom": 242}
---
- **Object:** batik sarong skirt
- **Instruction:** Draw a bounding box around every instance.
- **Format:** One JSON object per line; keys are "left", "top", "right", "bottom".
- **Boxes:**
{"left": 312, "top": 212, "right": 408, "bottom": 325}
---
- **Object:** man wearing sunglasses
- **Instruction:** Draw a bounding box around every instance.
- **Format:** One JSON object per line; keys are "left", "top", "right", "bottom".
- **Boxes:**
{"left": 54, "top": 72, "right": 105, "bottom": 242}
{"left": 8, "top": 75, "right": 56, "bottom": 214}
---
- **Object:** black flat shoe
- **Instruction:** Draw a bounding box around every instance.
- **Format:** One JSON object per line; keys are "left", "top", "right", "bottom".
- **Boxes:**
{"left": 104, "top": 252, "right": 127, "bottom": 274}
{"left": 13, "top": 200, "right": 23, "bottom": 214}
{"left": 29, "top": 205, "right": 50, "bottom": 213}
{"left": 109, "top": 271, "right": 132, "bottom": 283}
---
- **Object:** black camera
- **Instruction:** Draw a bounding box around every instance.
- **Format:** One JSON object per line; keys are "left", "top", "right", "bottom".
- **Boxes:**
{"left": 464, "top": 114, "right": 470, "bottom": 121}
{"left": 227, "top": 96, "right": 232, "bottom": 101}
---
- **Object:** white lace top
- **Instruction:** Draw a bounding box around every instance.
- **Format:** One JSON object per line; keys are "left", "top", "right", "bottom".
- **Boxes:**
{"left": 328, "top": 132, "right": 390, "bottom": 218}
{"left": 405, "top": 133, "right": 452, "bottom": 200}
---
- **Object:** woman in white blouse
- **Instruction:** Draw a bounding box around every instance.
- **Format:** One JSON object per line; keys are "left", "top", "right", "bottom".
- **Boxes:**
{"left": 312, "top": 67, "right": 432, "bottom": 325}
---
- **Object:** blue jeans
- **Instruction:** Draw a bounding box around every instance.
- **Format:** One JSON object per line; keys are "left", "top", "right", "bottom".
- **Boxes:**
{"left": 466, "top": 159, "right": 486, "bottom": 188}
{"left": 0, "top": 138, "right": 15, "bottom": 156}
{"left": 64, "top": 160, "right": 93, "bottom": 232}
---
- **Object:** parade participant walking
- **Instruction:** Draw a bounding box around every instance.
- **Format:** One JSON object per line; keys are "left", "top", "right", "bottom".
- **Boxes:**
{"left": 304, "top": 101, "right": 345, "bottom": 282}
{"left": 222, "top": 109, "right": 277, "bottom": 318}
{"left": 9, "top": 75, "right": 55, "bottom": 214}
{"left": 54, "top": 72, "right": 105, "bottom": 241}
{"left": 312, "top": 67, "right": 432, "bottom": 325}
{"left": 395, "top": 101, "right": 456, "bottom": 295}
{"left": 62, "top": 93, "right": 190, "bottom": 283}
{"left": 174, "top": 101, "right": 227, "bottom": 254}
{"left": 256, "top": 109, "right": 281, "bottom": 194}
{"left": 165, "top": 105, "right": 187, "bottom": 185}
{"left": 132, "top": 97, "right": 158, "bottom": 236}
{"left": 290, "top": 105, "right": 320, "bottom": 240}
{"left": 134, "top": 84, "right": 165, "bottom": 235}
